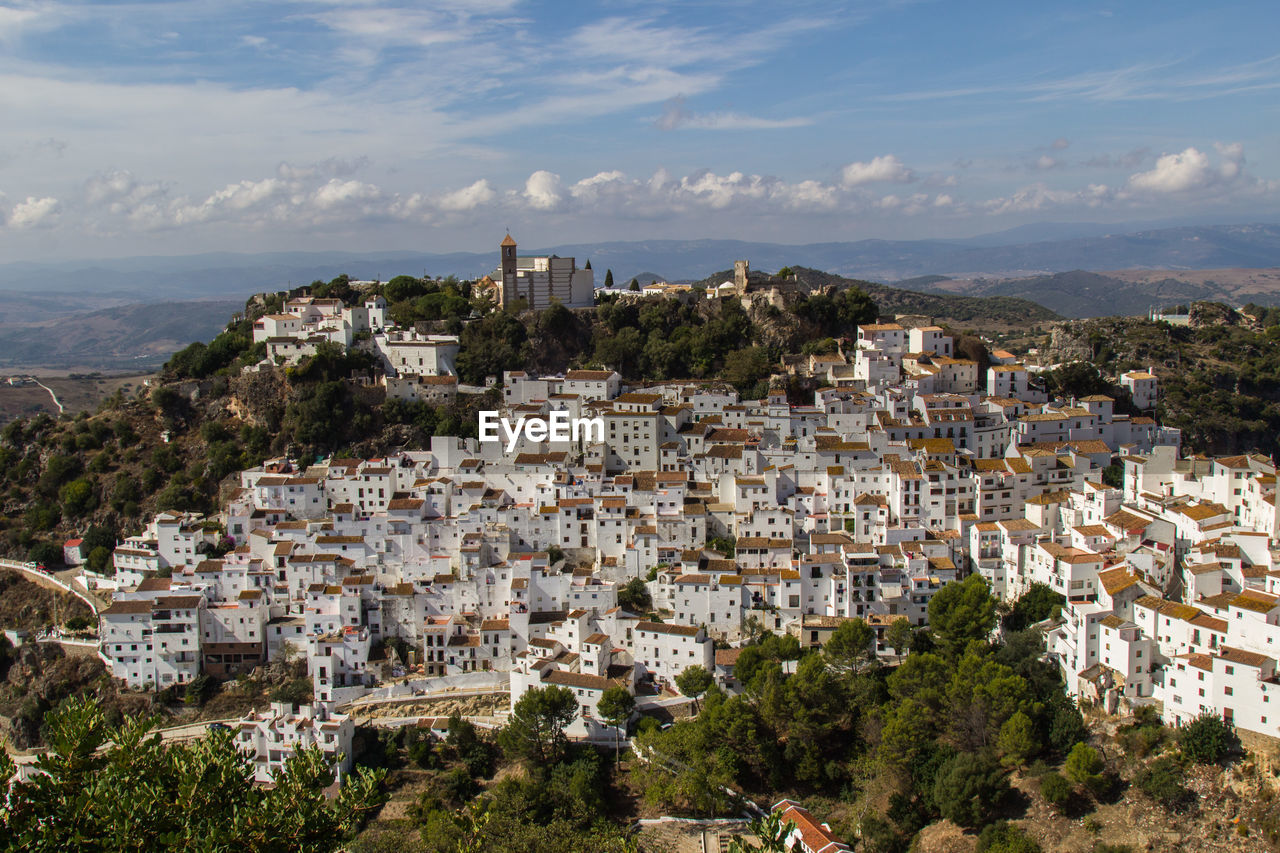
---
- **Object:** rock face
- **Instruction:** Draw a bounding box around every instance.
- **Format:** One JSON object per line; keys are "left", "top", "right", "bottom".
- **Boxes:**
{"left": 227, "top": 371, "right": 288, "bottom": 430}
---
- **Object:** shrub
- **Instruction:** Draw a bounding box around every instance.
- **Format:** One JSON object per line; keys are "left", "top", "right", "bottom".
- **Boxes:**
{"left": 1063, "top": 742, "right": 1104, "bottom": 787}
{"left": 1179, "top": 713, "right": 1239, "bottom": 764}
{"left": 932, "top": 752, "right": 1010, "bottom": 829}
{"left": 976, "top": 822, "right": 1041, "bottom": 853}
{"left": 1038, "top": 772, "right": 1073, "bottom": 811}
{"left": 1134, "top": 755, "right": 1194, "bottom": 811}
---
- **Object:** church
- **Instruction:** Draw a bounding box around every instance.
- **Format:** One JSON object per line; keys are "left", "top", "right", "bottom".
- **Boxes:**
{"left": 479, "top": 234, "right": 595, "bottom": 310}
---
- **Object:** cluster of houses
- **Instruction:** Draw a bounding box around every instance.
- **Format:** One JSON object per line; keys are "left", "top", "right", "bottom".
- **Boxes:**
{"left": 249, "top": 291, "right": 463, "bottom": 405}
{"left": 89, "top": 316, "right": 1280, "bottom": 784}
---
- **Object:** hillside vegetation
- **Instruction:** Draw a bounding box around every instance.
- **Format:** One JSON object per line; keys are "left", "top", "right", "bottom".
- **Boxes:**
{"left": 1044, "top": 302, "right": 1280, "bottom": 456}
{"left": 692, "top": 266, "right": 1062, "bottom": 327}
{"left": 911, "top": 268, "right": 1280, "bottom": 319}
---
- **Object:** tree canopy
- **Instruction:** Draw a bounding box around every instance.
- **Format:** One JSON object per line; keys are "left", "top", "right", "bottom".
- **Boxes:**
{"left": 0, "top": 697, "right": 386, "bottom": 853}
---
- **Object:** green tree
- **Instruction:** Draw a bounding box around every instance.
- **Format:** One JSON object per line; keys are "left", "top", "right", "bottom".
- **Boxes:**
{"left": 932, "top": 751, "right": 1009, "bottom": 828}
{"left": 675, "top": 665, "right": 714, "bottom": 713}
{"left": 1133, "top": 755, "right": 1194, "bottom": 811}
{"left": 929, "top": 575, "right": 998, "bottom": 658}
{"left": 499, "top": 686, "right": 578, "bottom": 770}
{"left": 1038, "top": 772, "right": 1073, "bottom": 812}
{"left": 976, "top": 821, "right": 1041, "bottom": 853}
{"left": 1048, "top": 697, "right": 1088, "bottom": 754}
{"left": 616, "top": 578, "right": 651, "bottom": 613}
{"left": 628, "top": 278, "right": 640, "bottom": 291}
{"left": 0, "top": 697, "right": 385, "bottom": 851}
{"left": 997, "top": 711, "right": 1036, "bottom": 767}
{"left": 727, "top": 811, "right": 795, "bottom": 853}
{"left": 722, "top": 347, "right": 772, "bottom": 396}
{"left": 604, "top": 269, "right": 614, "bottom": 289}
{"left": 1179, "top": 712, "right": 1239, "bottom": 764}
{"left": 885, "top": 617, "right": 914, "bottom": 656}
{"left": 1046, "top": 362, "right": 1112, "bottom": 399}
{"left": 59, "top": 477, "right": 96, "bottom": 517}
{"left": 823, "top": 618, "right": 875, "bottom": 671}
{"left": 1063, "top": 742, "right": 1104, "bottom": 791}
{"left": 596, "top": 686, "right": 635, "bottom": 766}
{"left": 1002, "top": 583, "right": 1065, "bottom": 631}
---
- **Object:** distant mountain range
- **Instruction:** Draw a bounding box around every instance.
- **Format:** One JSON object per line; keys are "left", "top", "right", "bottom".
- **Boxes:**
{"left": 0, "top": 301, "right": 239, "bottom": 371}
{"left": 907, "top": 268, "right": 1280, "bottom": 318}
{"left": 3, "top": 223, "right": 1280, "bottom": 305}
{"left": 2, "top": 222, "right": 1280, "bottom": 368}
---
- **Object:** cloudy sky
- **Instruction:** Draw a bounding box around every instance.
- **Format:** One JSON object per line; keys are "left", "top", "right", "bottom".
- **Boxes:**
{"left": 0, "top": 0, "right": 1278, "bottom": 260}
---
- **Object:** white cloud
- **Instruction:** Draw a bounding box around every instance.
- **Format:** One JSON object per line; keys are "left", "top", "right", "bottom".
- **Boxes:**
{"left": 1051, "top": 137, "right": 1070, "bottom": 150}
{"left": 312, "top": 179, "right": 382, "bottom": 210}
{"left": 1126, "top": 146, "right": 1216, "bottom": 193}
{"left": 523, "top": 170, "right": 563, "bottom": 210}
{"left": 7, "top": 195, "right": 60, "bottom": 228}
{"left": 840, "top": 155, "right": 914, "bottom": 188}
{"left": 438, "top": 179, "right": 495, "bottom": 212}
{"left": 983, "top": 182, "right": 1113, "bottom": 215}
{"left": 1035, "top": 155, "right": 1058, "bottom": 170}
{"left": 654, "top": 95, "right": 811, "bottom": 131}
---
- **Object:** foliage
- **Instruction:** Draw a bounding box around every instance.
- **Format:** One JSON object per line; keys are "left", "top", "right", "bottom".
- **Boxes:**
{"left": 931, "top": 751, "right": 1010, "bottom": 828}
{"left": 1002, "top": 583, "right": 1064, "bottom": 631}
{"left": 1133, "top": 755, "right": 1194, "bottom": 811}
{"left": 498, "top": 686, "right": 578, "bottom": 771}
{"left": 616, "top": 577, "right": 651, "bottom": 613}
{"left": 674, "top": 665, "right": 713, "bottom": 710}
{"left": 707, "top": 536, "right": 737, "bottom": 557}
{"left": 1178, "top": 712, "right": 1239, "bottom": 764}
{"left": 631, "top": 689, "right": 779, "bottom": 814}
{"left": 1038, "top": 772, "right": 1073, "bottom": 811}
{"left": 165, "top": 321, "right": 253, "bottom": 379}
{"left": 928, "top": 574, "right": 998, "bottom": 658}
{"left": 997, "top": 711, "right": 1036, "bottom": 767}
{"left": 976, "top": 822, "right": 1042, "bottom": 853}
{"left": 726, "top": 811, "right": 795, "bottom": 853}
{"left": 0, "top": 697, "right": 386, "bottom": 852}
{"left": 596, "top": 686, "right": 635, "bottom": 736}
{"left": 1045, "top": 362, "right": 1113, "bottom": 399}
{"left": 885, "top": 617, "right": 914, "bottom": 655}
{"left": 26, "top": 542, "right": 63, "bottom": 567}
{"left": 1063, "top": 742, "right": 1105, "bottom": 793}
{"left": 823, "top": 617, "right": 875, "bottom": 670}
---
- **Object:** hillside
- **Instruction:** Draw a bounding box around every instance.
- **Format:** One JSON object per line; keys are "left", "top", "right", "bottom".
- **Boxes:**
{"left": 5, "top": 224, "right": 1280, "bottom": 300}
{"left": 693, "top": 266, "right": 1061, "bottom": 328}
{"left": 0, "top": 300, "right": 240, "bottom": 370}
{"left": 1042, "top": 302, "right": 1280, "bottom": 456}
{"left": 908, "top": 268, "right": 1280, "bottom": 318}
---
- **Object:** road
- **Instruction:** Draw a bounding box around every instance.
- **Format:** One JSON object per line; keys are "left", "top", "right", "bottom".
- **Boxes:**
{"left": 30, "top": 378, "right": 63, "bottom": 414}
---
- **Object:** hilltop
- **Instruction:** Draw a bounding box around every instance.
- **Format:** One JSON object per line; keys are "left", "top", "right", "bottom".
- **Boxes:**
{"left": 908, "top": 268, "right": 1280, "bottom": 318}
{"left": 693, "top": 266, "right": 1061, "bottom": 328}
{"left": 0, "top": 300, "right": 241, "bottom": 371}
{"left": 1040, "top": 301, "right": 1280, "bottom": 456}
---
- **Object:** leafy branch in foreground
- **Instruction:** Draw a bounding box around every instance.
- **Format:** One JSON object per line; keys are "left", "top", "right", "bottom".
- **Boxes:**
{"left": 0, "top": 696, "right": 386, "bottom": 853}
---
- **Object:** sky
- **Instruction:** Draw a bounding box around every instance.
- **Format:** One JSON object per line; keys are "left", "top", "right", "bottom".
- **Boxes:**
{"left": 0, "top": 0, "right": 1278, "bottom": 260}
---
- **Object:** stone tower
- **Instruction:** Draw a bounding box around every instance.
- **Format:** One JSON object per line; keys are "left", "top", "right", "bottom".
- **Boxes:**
{"left": 500, "top": 233, "right": 517, "bottom": 281}
{"left": 734, "top": 259, "right": 749, "bottom": 295}
{"left": 499, "top": 233, "right": 517, "bottom": 309}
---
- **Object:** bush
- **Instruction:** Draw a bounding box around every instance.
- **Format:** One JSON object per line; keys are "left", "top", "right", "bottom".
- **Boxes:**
{"left": 1134, "top": 755, "right": 1194, "bottom": 811}
{"left": 932, "top": 752, "right": 1010, "bottom": 829}
{"left": 1038, "top": 772, "right": 1073, "bottom": 811}
{"left": 26, "top": 542, "right": 62, "bottom": 567}
{"left": 1179, "top": 713, "right": 1239, "bottom": 764}
{"left": 976, "top": 822, "right": 1041, "bottom": 853}
{"left": 1063, "top": 742, "right": 1103, "bottom": 787}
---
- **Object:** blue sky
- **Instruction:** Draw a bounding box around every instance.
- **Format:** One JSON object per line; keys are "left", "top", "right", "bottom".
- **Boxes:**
{"left": 0, "top": 0, "right": 1277, "bottom": 259}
